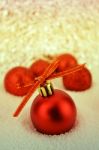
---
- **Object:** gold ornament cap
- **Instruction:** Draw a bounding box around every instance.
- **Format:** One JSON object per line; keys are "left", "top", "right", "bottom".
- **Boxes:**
{"left": 39, "top": 81, "right": 54, "bottom": 97}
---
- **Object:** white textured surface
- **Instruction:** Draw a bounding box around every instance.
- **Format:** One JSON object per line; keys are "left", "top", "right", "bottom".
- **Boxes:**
{"left": 0, "top": 0, "right": 99, "bottom": 150}
{"left": 0, "top": 68, "right": 99, "bottom": 150}
{"left": 0, "top": 0, "right": 99, "bottom": 83}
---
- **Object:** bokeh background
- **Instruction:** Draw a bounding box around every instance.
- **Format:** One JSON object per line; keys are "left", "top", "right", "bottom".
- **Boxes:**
{"left": 0, "top": 0, "right": 99, "bottom": 150}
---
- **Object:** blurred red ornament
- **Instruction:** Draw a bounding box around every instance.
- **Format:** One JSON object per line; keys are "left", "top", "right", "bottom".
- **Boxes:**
{"left": 56, "top": 53, "right": 77, "bottom": 72}
{"left": 29, "top": 59, "right": 49, "bottom": 77}
{"left": 63, "top": 67, "right": 92, "bottom": 91}
{"left": 4, "top": 67, "right": 33, "bottom": 96}
{"left": 30, "top": 84, "right": 77, "bottom": 135}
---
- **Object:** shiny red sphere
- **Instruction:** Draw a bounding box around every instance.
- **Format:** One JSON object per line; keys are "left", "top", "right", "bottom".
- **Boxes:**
{"left": 4, "top": 66, "right": 33, "bottom": 96}
{"left": 29, "top": 59, "right": 49, "bottom": 77}
{"left": 63, "top": 67, "right": 92, "bottom": 91}
{"left": 30, "top": 89, "right": 77, "bottom": 135}
{"left": 56, "top": 53, "right": 77, "bottom": 72}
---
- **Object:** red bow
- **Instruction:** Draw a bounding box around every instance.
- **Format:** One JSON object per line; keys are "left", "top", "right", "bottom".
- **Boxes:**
{"left": 13, "top": 57, "right": 85, "bottom": 117}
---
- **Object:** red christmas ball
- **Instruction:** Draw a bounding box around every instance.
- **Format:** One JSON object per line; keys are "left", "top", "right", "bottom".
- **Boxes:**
{"left": 4, "top": 66, "right": 33, "bottom": 96}
{"left": 29, "top": 59, "right": 49, "bottom": 77}
{"left": 63, "top": 67, "right": 92, "bottom": 91}
{"left": 30, "top": 89, "right": 77, "bottom": 135}
{"left": 56, "top": 53, "right": 77, "bottom": 72}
